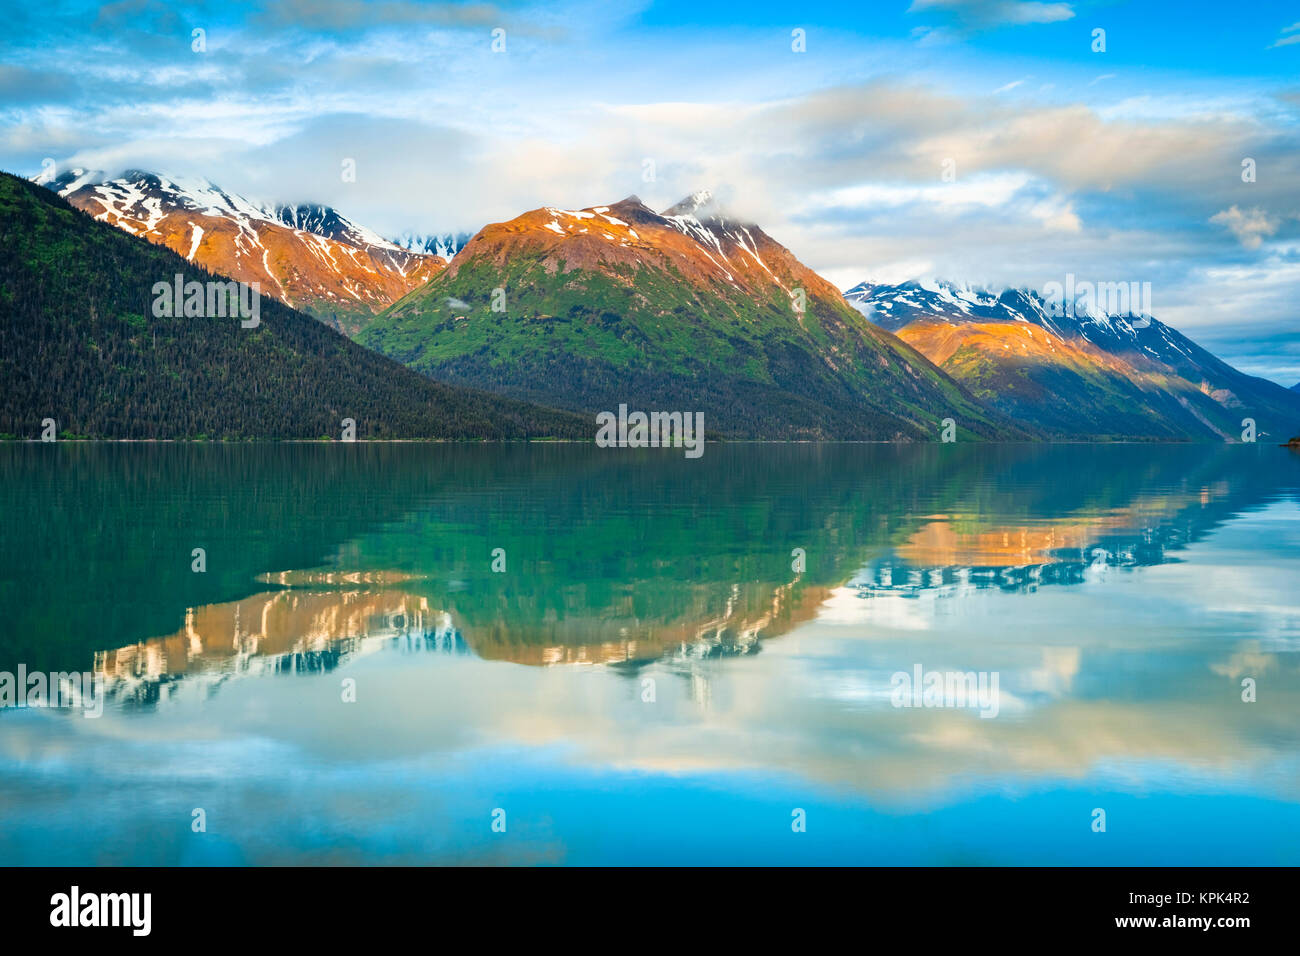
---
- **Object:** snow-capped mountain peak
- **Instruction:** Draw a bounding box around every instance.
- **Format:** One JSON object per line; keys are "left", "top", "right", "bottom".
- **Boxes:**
{"left": 845, "top": 277, "right": 1160, "bottom": 346}
{"left": 36, "top": 168, "right": 447, "bottom": 333}
{"left": 662, "top": 188, "right": 726, "bottom": 221}
{"left": 389, "top": 231, "right": 473, "bottom": 260}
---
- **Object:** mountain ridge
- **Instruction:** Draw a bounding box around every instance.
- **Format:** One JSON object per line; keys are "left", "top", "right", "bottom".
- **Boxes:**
{"left": 36, "top": 168, "right": 445, "bottom": 335}
{"left": 0, "top": 171, "right": 587, "bottom": 440}
{"left": 18, "top": 162, "right": 1294, "bottom": 443}
{"left": 846, "top": 278, "right": 1300, "bottom": 440}
{"left": 360, "top": 193, "right": 1021, "bottom": 440}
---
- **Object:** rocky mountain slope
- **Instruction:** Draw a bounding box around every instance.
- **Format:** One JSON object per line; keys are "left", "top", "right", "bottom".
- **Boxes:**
{"left": 0, "top": 172, "right": 586, "bottom": 440}
{"left": 846, "top": 280, "right": 1300, "bottom": 441}
{"left": 38, "top": 169, "right": 444, "bottom": 334}
{"left": 359, "top": 192, "right": 1018, "bottom": 440}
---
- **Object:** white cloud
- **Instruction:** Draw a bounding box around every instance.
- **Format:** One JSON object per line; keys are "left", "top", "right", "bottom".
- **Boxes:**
{"left": 910, "top": 0, "right": 1075, "bottom": 28}
{"left": 1269, "top": 22, "right": 1300, "bottom": 48}
{"left": 1210, "top": 205, "right": 1280, "bottom": 249}
{"left": 806, "top": 173, "right": 1032, "bottom": 212}
{"left": 1029, "top": 195, "right": 1081, "bottom": 233}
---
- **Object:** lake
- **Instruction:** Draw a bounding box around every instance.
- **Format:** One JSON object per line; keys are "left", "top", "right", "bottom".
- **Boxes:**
{"left": 1, "top": 442, "right": 1297, "bottom": 865}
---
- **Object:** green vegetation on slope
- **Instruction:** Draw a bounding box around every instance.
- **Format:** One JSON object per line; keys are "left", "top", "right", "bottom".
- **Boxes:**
{"left": 360, "top": 246, "right": 1022, "bottom": 440}
{"left": 0, "top": 172, "right": 587, "bottom": 440}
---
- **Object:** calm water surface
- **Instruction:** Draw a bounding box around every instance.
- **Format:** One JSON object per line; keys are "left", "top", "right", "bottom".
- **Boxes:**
{"left": 1, "top": 443, "right": 1297, "bottom": 864}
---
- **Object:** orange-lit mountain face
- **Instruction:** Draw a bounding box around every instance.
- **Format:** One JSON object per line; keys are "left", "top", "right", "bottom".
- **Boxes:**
{"left": 444, "top": 191, "right": 846, "bottom": 304}
{"left": 361, "top": 191, "right": 1016, "bottom": 439}
{"left": 846, "top": 281, "right": 1300, "bottom": 441}
{"left": 0, "top": 171, "right": 590, "bottom": 440}
{"left": 41, "top": 169, "right": 444, "bottom": 334}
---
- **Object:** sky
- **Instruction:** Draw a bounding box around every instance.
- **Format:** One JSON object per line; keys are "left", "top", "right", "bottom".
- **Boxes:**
{"left": 2, "top": 0, "right": 1299, "bottom": 384}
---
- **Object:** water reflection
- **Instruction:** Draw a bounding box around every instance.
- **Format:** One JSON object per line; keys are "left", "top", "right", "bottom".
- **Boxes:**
{"left": 2, "top": 443, "right": 1298, "bottom": 864}
{"left": 73, "top": 442, "right": 1297, "bottom": 712}
{"left": 5, "top": 441, "right": 1290, "bottom": 675}
{"left": 95, "top": 589, "right": 469, "bottom": 707}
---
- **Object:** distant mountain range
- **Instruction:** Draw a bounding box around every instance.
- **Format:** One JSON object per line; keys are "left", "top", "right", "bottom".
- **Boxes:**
{"left": 846, "top": 280, "right": 1300, "bottom": 441}
{"left": 358, "top": 191, "right": 1014, "bottom": 440}
{"left": 38, "top": 169, "right": 446, "bottom": 335}
{"left": 14, "top": 166, "right": 1300, "bottom": 442}
{"left": 390, "top": 231, "right": 474, "bottom": 260}
{"left": 0, "top": 172, "right": 586, "bottom": 440}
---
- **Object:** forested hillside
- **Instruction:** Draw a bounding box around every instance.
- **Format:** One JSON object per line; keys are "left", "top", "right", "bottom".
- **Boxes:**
{"left": 0, "top": 172, "right": 587, "bottom": 440}
{"left": 360, "top": 194, "right": 1024, "bottom": 440}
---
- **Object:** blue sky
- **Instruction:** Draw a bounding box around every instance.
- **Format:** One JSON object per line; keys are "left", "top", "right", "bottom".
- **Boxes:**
{"left": 3, "top": 0, "right": 1299, "bottom": 383}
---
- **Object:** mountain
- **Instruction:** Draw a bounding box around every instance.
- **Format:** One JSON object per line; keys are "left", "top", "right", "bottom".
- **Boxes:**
{"left": 37, "top": 169, "right": 444, "bottom": 335}
{"left": 358, "top": 192, "right": 1018, "bottom": 440}
{"left": 0, "top": 171, "right": 587, "bottom": 440}
{"left": 846, "top": 279, "right": 1300, "bottom": 441}
{"left": 390, "top": 231, "right": 474, "bottom": 260}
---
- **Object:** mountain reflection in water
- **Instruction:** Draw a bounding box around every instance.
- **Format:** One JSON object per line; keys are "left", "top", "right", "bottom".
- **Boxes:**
{"left": 72, "top": 443, "right": 1291, "bottom": 706}
{"left": 2, "top": 443, "right": 1297, "bottom": 865}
